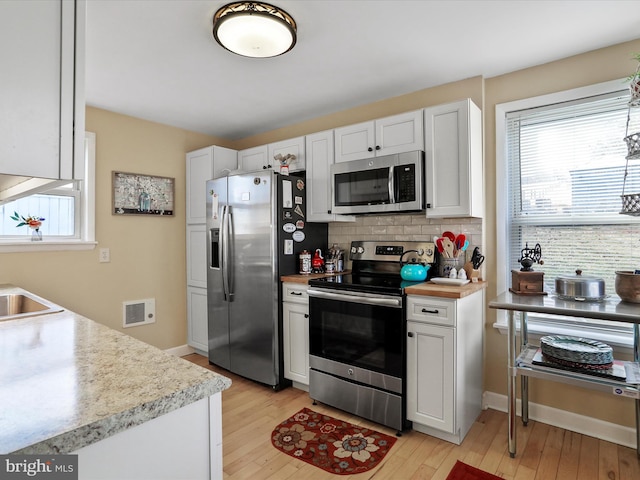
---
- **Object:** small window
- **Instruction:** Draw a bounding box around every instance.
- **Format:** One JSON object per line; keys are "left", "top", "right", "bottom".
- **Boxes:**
{"left": 497, "top": 82, "right": 640, "bottom": 347}
{"left": 0, "top": 132, "right": 95, "bottom": 249}
{"left": 0, "top": 183, "right": 79, "bottom": 239}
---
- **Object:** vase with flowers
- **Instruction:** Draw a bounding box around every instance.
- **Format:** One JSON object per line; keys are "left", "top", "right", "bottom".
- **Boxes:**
{"left": 10, "top": 212, "right": 45, "bottom": 241}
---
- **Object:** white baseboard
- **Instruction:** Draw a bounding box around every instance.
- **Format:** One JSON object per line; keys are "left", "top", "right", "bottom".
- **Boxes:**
{"left": 482, "top": 391, "right": 637, "bottom": 449}
{"left": 164, "top": 344, "right": 196, "bottom": 357}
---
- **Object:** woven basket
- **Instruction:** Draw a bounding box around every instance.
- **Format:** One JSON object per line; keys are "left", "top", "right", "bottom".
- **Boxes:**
{"left": 621, "top": 193, "right": 640, "bottom": 215}
{"left": 624, "top": 132, "right": 640, "bottom": 159}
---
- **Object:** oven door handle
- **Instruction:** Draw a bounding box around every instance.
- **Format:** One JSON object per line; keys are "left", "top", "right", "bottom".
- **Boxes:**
{"left": 307, "top": 288, "right": 403, "bottom": 308}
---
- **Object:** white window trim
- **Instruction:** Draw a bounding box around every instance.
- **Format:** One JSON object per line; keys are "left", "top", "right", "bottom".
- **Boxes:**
{"left": 495, "top": 79, "right": 635, "bottom": 355}
{"left": 0, "top": 132, "right": 96, "bottom": 253}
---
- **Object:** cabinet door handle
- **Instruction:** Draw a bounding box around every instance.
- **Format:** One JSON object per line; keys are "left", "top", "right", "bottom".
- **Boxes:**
{"left": 290, "top": 291, "right": 303, "bottom": 296}
{"left": 375, "top": 145, "right": 381, "bottom": 150}
{"left": 304, "top": 314, "right": 309, "bottom": 318}
{"left": 426, "top": 203, "right": 431, "bottom": 209}
{"left": 367, "top": 147, "right": 373, "bottom": 152}
{"left": 421, "top": 308, "right": 439, "bottom": 314}
{"left": 407, "top": 332, "right": 414, "bottom": 337}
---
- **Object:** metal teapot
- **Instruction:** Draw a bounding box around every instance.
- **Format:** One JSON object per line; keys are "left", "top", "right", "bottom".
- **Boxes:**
{"left": 399, "top": 250, "right": 429, "bottom": 281}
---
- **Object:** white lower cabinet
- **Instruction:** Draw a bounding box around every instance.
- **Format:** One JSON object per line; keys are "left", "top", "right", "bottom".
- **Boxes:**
{"left": 187, "top": 286, "right": 208, "bottom": 353}
{"left": 282, "top": 282, "right": 310, "bottom": 389}
{"left": 406, "top": 291, "right": 484, "bottom": 444}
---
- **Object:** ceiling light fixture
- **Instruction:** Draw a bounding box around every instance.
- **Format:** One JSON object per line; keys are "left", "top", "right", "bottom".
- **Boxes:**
{"left": 212, "top": 2, "right": 297, "bottom": 58}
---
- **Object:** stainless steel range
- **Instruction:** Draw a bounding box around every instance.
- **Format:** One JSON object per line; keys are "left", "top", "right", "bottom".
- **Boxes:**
{"left": 307, "top": 240, "right": 435, "bottom": 432}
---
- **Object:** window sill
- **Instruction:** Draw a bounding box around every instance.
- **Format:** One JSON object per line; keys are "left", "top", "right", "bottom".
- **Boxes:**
{"left": 0, "top": 241, "right": 98, "bottom": 253}
{"left": 493, "top": 320, "right": 635, "bottom": 355}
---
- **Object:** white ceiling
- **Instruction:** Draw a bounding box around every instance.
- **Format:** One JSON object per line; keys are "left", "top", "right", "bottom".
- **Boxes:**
{"left": 85, "top": 0, "right": 640, "bottom": 141}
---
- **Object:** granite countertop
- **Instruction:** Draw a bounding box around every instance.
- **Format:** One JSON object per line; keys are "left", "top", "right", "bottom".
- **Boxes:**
{"left": 0, "top": 285, "right": 231, "bottom": 454}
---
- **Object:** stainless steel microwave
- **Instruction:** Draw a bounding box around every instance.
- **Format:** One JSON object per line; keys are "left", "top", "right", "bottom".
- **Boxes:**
{"left": 330, "top": 150, "right": 424, "bottom": 215}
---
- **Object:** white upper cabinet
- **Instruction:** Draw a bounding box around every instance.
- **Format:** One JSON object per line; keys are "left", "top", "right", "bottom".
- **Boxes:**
{"left": 186, "top": 145, "right": 237, "bottom": 224}
{"left": 334, "top": 110, "right": 424, "bottom": 163}
{"left": 424, "top": 99, "right": 483, "bottom": 218}
{"left": 0, "top": 0, "right": 85, "bottom": 180}
{"left": 268, "top": 136, "right": 305, "bottom": 173}
{"left": 238, "top": 145, "right": 269, "bottom": 172}
{"left": 305, "top": 130, "right": 355, "bottom": 223}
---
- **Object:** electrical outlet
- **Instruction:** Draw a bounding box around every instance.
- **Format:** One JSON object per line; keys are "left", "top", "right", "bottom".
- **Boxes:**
{"left": 99, "top": 248, "right": 110, "bottom": 263}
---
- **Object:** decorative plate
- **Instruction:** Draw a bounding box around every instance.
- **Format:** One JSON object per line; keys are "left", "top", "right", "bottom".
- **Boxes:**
{"left": 540, "top": 335, "right": 613, "bottom": 365}
{"left": 430, "top": 278, "right": 470, "bottom": 286}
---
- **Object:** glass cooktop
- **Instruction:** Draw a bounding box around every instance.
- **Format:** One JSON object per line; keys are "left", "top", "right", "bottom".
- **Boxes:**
{"left": 308, "top": 274, "right": 423, "bottom": 296}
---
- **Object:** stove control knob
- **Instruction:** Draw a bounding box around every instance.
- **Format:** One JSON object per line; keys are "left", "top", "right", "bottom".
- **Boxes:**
{"left": 347, "top": 368, "right": 354, "bottom": 376}
{"left": 357, "top": 246, "right": 364, "bottom": 254}
{"left": 350, "top": 246, "right": 357, "bottom": 254}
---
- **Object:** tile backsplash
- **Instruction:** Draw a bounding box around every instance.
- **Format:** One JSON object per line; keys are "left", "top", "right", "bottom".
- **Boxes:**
{"left": 327, "top": 213, "right": 483, "bottom": 264}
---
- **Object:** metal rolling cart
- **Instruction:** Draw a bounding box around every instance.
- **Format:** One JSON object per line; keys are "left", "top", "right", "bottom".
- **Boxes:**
{"left": 489, "top": 291, "right": 640, "bottom": 458}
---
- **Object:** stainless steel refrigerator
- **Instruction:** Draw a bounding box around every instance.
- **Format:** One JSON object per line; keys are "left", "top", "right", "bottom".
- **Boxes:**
{"left": 206, "top": 170, "right": 327, "bottom": 389}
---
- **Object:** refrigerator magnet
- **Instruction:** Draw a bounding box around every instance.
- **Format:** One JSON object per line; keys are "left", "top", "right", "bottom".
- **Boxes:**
{"left": 210, "top": 191, "right": 218, "bottom": 219}
{"left": 294, "top": 196, "right": 303, "bottom": 205}
{"left": 296, "top": 179, "right": 304, "bottom": 190}
{"left": 292, "top": 230, "right": 305, "bottom": 242}
{"left": 294, "top": 205, "right": 305, "bottom": 218}
{"left": 284, "top": 239, "right": 294, "bottom": 255}
{"left": 283, "top": 210, "right": 293, "bottom": 220}
{"left": 296, "top": 220, "right": 304, "bottom": 229}
{"left": 282, "top": 180, "right": 293, "bottom": 208}
{"left": 282, "top": 223, "right": 296, "bottom": 233}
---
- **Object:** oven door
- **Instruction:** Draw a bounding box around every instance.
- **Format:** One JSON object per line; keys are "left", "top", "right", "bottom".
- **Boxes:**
{"left": 307, "top": 287, "right": 404, "bottom": 392}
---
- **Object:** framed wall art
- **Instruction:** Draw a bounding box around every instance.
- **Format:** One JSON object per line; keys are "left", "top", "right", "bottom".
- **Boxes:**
{"left": 112, "top": 171, "right": 175, "bottom": 216}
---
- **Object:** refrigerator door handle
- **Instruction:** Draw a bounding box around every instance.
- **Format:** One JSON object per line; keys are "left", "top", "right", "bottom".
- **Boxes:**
{"left": 221, "top": 205, "right": 235, "bottom": 301}
{"left": 221, "top": 205, "right": 230, "bottom": 301}
{"left": 226, "top": 205, "right": 235, "bottom": 299}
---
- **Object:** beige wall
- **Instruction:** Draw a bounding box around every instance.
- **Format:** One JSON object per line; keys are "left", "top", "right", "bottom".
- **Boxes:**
{"left": 483, "top": 38, "right": 640, "bottom": 428}
{"left": 0, "top": 108, "right": 223, "bottom": 349}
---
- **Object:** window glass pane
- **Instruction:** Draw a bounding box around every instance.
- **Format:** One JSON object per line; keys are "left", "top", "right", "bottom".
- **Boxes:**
{"left": 506, "top": 89, "right": 640, "bottom": 322}
{"left": 1, "top": 191, "right": 75, "bottom": 236}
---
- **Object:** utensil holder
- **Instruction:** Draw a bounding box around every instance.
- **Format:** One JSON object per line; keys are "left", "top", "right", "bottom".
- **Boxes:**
{"left": 438, "top": 257, "right": 464, "bottom": 278}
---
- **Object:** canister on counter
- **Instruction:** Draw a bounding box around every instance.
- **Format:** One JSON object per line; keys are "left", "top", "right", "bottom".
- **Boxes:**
{"left": 299, "top": 250, "right": 312, "bottom": 274}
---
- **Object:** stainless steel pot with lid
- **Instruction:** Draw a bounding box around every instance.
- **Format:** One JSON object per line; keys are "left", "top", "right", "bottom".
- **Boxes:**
{"left": 555, "top": 269, "right": 606, "bottom": 302}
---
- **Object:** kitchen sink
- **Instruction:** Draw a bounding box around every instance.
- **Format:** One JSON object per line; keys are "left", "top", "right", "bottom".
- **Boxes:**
{"left": 0, "top": 293, "right": 63, "bottom": 321}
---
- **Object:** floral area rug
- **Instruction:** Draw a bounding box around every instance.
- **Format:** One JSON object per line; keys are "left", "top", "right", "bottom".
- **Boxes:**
{"left": 271, "top": 407, "right": 397, "bottom": 475}
{"left": 446, "top": 460, "right": 502, "bottom": 480}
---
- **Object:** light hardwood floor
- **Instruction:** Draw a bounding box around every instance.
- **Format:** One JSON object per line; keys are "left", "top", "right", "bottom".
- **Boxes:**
{"left": 183, "top": 353, "right": 640, "bottom": 480}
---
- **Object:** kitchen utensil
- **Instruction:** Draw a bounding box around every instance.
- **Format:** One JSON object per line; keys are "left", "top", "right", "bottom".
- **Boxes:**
{"left": 436, "top": 238, "right": 445, "bottom": 254}
{"left": 555, "top": 269, "right": 605, "bottom": 301}
{"left": 471, "top": 247, "right": 485, "bottom": 269}
{"left": 442, "top": 231, "right": 456, "bottom": 242}
{"left": 614, "top": 270, "right": 640, "bottom": 303}
{"left": 455, "top": 234, "right": 466, "bottom": 250}
{"left": 461, "top": 240, "right": 469, "bottom": 252}
{"left": 441, "top": 237, "right": 455, "bottom": 258}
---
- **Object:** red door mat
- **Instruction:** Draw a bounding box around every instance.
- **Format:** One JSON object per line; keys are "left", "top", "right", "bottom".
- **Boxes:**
{"left": 446, "top": 460, "right": 502, "bottom": 480}
{"left": 271, "top": 407, "right": 397, "bottom": 475}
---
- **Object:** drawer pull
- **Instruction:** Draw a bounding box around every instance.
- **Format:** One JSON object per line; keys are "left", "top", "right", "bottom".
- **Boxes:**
{"left": 421, "top": 308, "right": 439, "bottom": 314}
{"left": 290, "top": 291, "right": 303, "bottom": 296}
{"left": 407, "top": 332, "right": 414, "bottom": 337}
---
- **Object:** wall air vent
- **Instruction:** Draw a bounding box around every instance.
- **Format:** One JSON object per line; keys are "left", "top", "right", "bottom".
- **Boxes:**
{"left": 122, "top": 298, "right": 156, "bottom": 328}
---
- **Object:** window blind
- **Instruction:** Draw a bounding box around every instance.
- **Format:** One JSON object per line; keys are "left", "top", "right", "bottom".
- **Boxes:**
{"left": 506, "top": 90, "right": 640, "bottom": 299}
